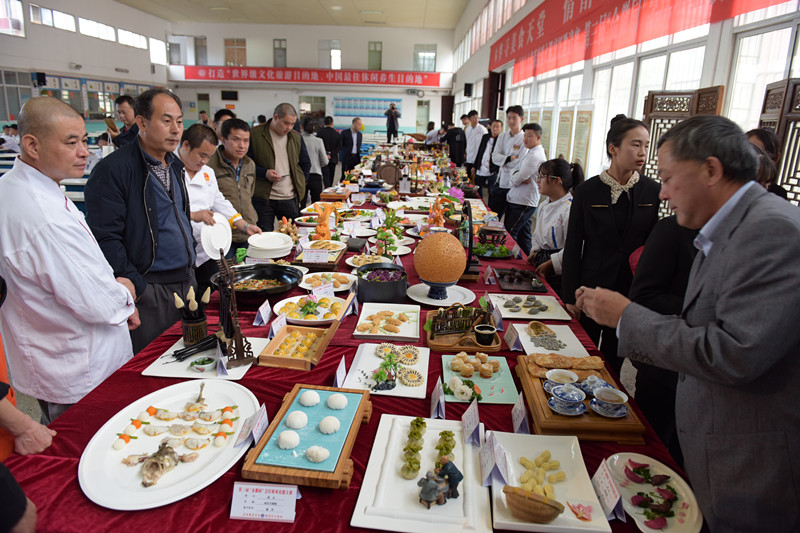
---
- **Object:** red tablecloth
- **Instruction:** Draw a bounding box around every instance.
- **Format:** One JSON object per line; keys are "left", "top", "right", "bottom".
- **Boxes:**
{"left": 5, "top": 224, "right": 683, "bottom": 533}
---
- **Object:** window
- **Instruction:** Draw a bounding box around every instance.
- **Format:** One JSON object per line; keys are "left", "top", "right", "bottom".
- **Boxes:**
{"left": 634, "top": 55, "right": 668, "bottom": 119}
{"left": 0, "top": 0, "right": 24, "bottom": 37}
{"left": 587, "top": 62, "right": 635, "bottom": 177}
{"left": 319, "top": 40, "right": 340, "bottom": 70}
{"left": 118, "top": 29, "right": 147, "bottom": 49}
{"left": 195, "top": 37, "right": 208, "bottom": 66}
{"left": 0, "top": 69, "right": 31, "bottom": 120}
{"left": 30, "top": 4, "right": 74, "bottom": 31}
{"left": 414, "top": 44, "right": 436, "bottom": 72}
{"left": 368, "top": 41, "right": 382, "bottom": 70}
{"left": 149, "top": 38, "right": 167, "bottom": 65}
{"left": 664, "top": 46, "right": 704, "bottom": 90}
{"left": 274, "top": 39, "right": 286, "bottom": 68}
{"left": 299, "top": 96, "right": 326, "bottom": 115}
{"left": 224, "top": 38, "right": 246, "bottom": 66}
{"left": 331, "top": 40, "right": 341, "bottom": 70}
{"left": 78, "top": 17, "right": 115, "bottom": 41}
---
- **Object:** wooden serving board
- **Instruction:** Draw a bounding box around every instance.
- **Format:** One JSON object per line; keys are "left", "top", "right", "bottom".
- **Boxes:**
{"left": 258, "top": 321, "right": 340, "bottom": 371}
{"left": 242, "top": 384, "right": 372, "bottom": 489}
{"left": 516, "top": 355, "right": 646, "bottom": 445}
{"left": 320, "top": 189, "right": 352, "bottom": 201}
{"left": 291, "top": 247, "right": 346, "bottom": 271}
{"left": 425, "top": 310, "right": 502, "bottom": 353}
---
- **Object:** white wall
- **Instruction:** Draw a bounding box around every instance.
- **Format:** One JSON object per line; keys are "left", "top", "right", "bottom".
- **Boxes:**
{"left": 0, "top": 0, "right": 171, "bottom": 85}
{"left": 169, "top": 21, "right": 455, "bottom": 73}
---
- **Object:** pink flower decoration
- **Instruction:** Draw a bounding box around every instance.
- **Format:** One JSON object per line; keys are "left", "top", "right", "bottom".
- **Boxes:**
{"left": 448, "top": 187, "right": 464, "bottom": 200}
{"left": 567, "top": 502, "right": 593, "bottom": 521}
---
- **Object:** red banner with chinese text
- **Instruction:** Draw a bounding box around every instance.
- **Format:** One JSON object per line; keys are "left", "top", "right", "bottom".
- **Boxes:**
{"left": 489, "top": 0, "right": 787, "bottom": 83}
{"left": 183, "top": 66, "right": 441, "bottom": 87}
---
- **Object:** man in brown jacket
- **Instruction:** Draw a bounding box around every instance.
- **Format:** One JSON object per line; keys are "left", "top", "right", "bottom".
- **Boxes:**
{"left": 206, "top": 118, "right": 259, "bottom": 258}
{"left": 249, "top": 103, "right": 306, "bottom": 231}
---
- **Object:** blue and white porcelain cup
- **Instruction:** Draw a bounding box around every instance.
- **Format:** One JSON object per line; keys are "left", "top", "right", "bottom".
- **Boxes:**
{"left": 551, "top": 384, "right": 586, "bottom": 410}
{"left": 593, "top": 387, "right": 628, "bottom": 414}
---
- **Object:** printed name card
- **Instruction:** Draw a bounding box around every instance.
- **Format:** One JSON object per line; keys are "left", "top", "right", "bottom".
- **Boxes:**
{"left": 342, "top": 220, "right": 359, "bottom": 234}
{"left": 230, "top": 482, "right": 297, "bottom": 522}
{"left": 361, "top": 169, "right": 372, "bottom": 177}
{"left": 504, "top": 325, "right": 523, "bottom": 352}
{"left": 302, "top": 248, "right": 329, "bottom": 264}
{"left": 485, "top": 293, "right": 504, "bottom": 332}
{"left": 511, "top": 392, "right": 530, "bottom": 434}
{"left": 344, "top": 287, "right": 359, "bottom": 316}
{"left": 235, "top": 403, "right": 268, "bottom": 448}
{"left": 216, "top": 341, "right": 229, "bottom": 377}
{"left": 487, "top": 220, "right": 504, "bottom": 229}
{"left": 351, "top": 193, "right": 367, "bottom": 205}
{"left": 511, "top": 244, "right": 523, "bottom": 259}
{"left": 481, "top": 265, "right": 497, "bottom": 285}
{"left": 328, "top": 214, "right": 338, "bottom": 230}
{"left": 346, "top": 183, "right": 360, "bottom": 193}
{"left": 333, "top": 356, "right": 347, "bottom": 387}
{"left": 311, "top": 282, "right": 335, "bottom": 299}
{"left": 392, "top": 255, "right": 403, "bottom": 266}
{"left": 592, "top": 459, "right": 626, "bottom": 521}
{"left": 479, "top": 431, "right": 510, "bottom": 486}
{"left": 253, "top": 298, "right": 272, "bottom": 326}
{"left": 461, "top": 398, "right": 481, "bottom": 446}
{"left": 399, "top": 179, "right": 411, "bottom": 194}
{"left": 268, "top": 313, "right": 288, "bottom": 339}
{"left": 430, "top": 376, "right": 445, "bottom": 419}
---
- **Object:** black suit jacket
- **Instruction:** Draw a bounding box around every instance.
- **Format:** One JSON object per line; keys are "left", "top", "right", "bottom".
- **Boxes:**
{"left": 340, "top": 129, "right": 362, "bottom": 159}
{"left": 318, "top": 126, "right": 341, "bottom": 165}
{"left": 473, "top": 133, "right": 499, "bottom": 175}
{"left": 111, "top": 123, "right": 139, "bottom": 148}
{"left": 561, "top": 174, "right": 661, "bottom": 303}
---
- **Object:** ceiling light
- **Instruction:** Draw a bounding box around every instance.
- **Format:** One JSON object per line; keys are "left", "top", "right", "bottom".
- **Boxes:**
{"left": 330, "top": 5, "right": 343, "bottom": 10}
{"left": 209, "top": 6, "right": 231, "bottom": 11}
{"left": 364, "top": 20, "right": 386, "bottom": 24}
{"left": 360, "top": 10, "right": 383, "bottom": 14}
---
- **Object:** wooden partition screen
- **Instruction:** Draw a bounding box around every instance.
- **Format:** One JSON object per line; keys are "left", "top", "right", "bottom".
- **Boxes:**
{"left": 642, "top": 86, "right": 724, "bottom": 217}
{"left": 758, "top": 78, "right": 800, "bottom": 205}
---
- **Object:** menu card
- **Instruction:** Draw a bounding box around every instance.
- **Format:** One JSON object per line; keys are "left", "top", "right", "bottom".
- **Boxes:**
{"left": 333, "top": 356, "right": 347, "bottom": 387}
{"left": 592, "top": 459, "right": 626, "bottom": 521}
{"left": 461, "top": 398, "right": 481, "bottom": 446}
{"left": 479, "top": 430, "right": 510, "bottom": 486}
{"left": 504, "top": 326, "right": 524, "bottom": 351}
{"left": 253, "top": 298, "right": 272, "bottom": 326}
{"left": 268, "top": 313, "right": 287, "bottom": 339}
{"left": 430, "top": 376, "right": 445, "bottom": 419}
{"left": 511, "top": 392, "right": 530, "bottom": 434}
{"left": 230, "top": 482, "right": 298, "bottom": 522}
{"left": 302, "top": 248, "right": 329, "bottom": 263}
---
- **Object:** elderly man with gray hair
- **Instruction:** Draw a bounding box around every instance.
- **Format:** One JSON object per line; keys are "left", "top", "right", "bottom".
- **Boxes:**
{"left": 249, "top": 103, "right": 307, "bottom": 231}
{"left": 575, "top": 115, "right": 800, "bottom": 532}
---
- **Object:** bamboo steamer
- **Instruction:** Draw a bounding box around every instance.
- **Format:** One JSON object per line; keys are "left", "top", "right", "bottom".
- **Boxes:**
{"left": 503, "top": 485, "right": 564, "bottom": 523}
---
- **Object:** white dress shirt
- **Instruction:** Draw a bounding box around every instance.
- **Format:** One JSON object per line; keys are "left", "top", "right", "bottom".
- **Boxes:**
{"left": 0, "top": 158, "right": 134, "bottom": 404}
{"left": 465, "top": 123, "right": 487, "bottom": 165}
{"left": 492, "top": 130, "right": 525, "bottom": 189}
{"left": 507, "top": 144, "right": 545, "bottom": 207}
{"left": 530, "top": 192, "right": 573, "bottom": 274}
{"left": 477, "top": 135, "right": 497, "bottom": 176}
{"left": 184, "top": 164, "right": 241, "bottom": 266}
{"left": 1, "top": 134, "right": 19, "bottom": 153}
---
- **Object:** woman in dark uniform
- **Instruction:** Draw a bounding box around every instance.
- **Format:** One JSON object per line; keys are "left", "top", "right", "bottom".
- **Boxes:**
{"left": 561, "top": 115, "right": 661, "bottom": 376}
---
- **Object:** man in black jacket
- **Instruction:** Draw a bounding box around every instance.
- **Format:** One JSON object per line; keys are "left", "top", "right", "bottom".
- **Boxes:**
{"left": 318, "top": 116, "right": 341, "bottom": 188}
{"left": 473, "top": 119, "right": 502, "bottom": 202}
{"left": 341, "top": 117, "right": 362, "bottom": 173}
{"left": 108, "top": 94, "right": 139, "bottom": 148}
{"left": 86, "top": 88, "right": 195, "bottom": 354}
{"left": 443, "top": 123, "right": 466, "bottom": 167}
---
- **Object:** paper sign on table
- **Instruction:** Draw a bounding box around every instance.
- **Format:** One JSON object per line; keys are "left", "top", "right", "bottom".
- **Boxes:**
{"left": 479, "top": 431, "right": 510, "bottom": 486}
{"left": 511, "top": 392, "right": 530, "bottom": 434}
{"left": 302, "top": 248, "right": 329, "bottom": 263}
{"left": 216, "top": 341, "right": 230, "bottom": 376}
{"left": 312, "top": 282, "right": 335, "bottom": 299}
{"left": 481, "top": 265, "right": 497, "bottom": 285}
{"left": 415, "top": 221, "right": 423, "bottom": 233}
{"left": 342, "top": 220, "right": 359, "bottom": 234}
{"left": 328, "top": 214, "right": 338, "bottom": 230}
{"left": 370, "top": 217, "right": 381, "bottom": 229}
{"left": 430, "top": 376, "right": 445, "bottom": 419}
{"left": 399, "top": 179, "right": 411, "bottom": 194}
{"left": 235, "top": 403, "right": 268, "bottom": 448}
{"left": 375, "top": 208, "right": 385, "bottom": 220}
{"left": 504, "top": 326, "right": 523, "bottom": 352}
{"left": 351, "top": 193, "right": 367, "bottom": 205}
{"left": 511, "top": 244, "right": 523, "bottom": 259}
{"left": 487, "top": 220, "right": 504, "bottom": 229}
{"left": 346, "top": 183, "right": 360, "bottom": 193}
{"left": 345, "top": 197, "right": 352, "bottom": 208}
{"left": 333, "top": 356, "right": 347, "bottom": 388}
{"left": 230, "top": 482, "right": 297, "bottom": 522}
{"left": 344, "top": 287, "right": 359, "bottom": 316}
{"left": 253, "top": 299, "right": 272, "bottom": 326}
{"left": 392, "top": 255, "right": 403, "bottom": 266}
{"left": 592, "top": 459, "right": 626, "bottom": 522}
{"left": 362, "top": 169, "right": 372, "bottom": 177}
{"left": 268, "top": 313, "right": 288, "bottom": 339}
{"left": 462, "top": 398, "right": 481, "bottom": 446}
{"left": 485, "top": 293, "right": 504, "bottom": 332}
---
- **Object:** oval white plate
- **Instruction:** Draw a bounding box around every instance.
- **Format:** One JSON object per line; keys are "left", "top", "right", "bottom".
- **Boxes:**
{"left": 345, "top": 255, "right": 392, "bottom": 268}
{"left": 299, "top": 272, "right": 356, "bottom": 292}
{"left": 368, "top": 236, "right": 415, "bottom": 247}
{"left": 303, "top": 239, "right": 347, "bottom": 252}
{"left": 200, "top": 212, "right": 232, "bottom": 260}
{"left": 78, "top": 380, "right": 258, "bottom": 510}
{"left": 273, "top": 294, "right": 347, "bottom": 325}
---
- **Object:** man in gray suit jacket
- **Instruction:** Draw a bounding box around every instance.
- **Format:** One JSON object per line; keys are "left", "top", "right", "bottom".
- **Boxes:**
{"left": 575, "top": 115, "right": 800, "bottom": 532}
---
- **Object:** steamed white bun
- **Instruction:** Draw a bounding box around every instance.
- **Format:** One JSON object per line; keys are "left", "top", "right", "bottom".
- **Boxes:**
{"left": 319, "top": 416, "right": 340, "bottom": 434}
{"left": 299, "top": 390, "right": 321, "bottom": 407}
{"left": 285, "top": 410, "right": 308, "bottom": 430}
{"left": 327, "top": 393, "right": 348, "bottom": 410}
{"left": 278, "top": 430, "right": 300, "bottom": 450}
{"left": 306, "top": 445, "right": 330, "bottom": 463}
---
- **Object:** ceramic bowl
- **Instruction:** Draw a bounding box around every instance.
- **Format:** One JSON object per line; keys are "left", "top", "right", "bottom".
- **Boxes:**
{"left": 593, "top": 387, "right": 628, "bottom": 413}
{"left": 580, "top": 375, "right": 612, "bottom": 396}
{"left": 551, "top": 384, "right": 586, "bottom": 411}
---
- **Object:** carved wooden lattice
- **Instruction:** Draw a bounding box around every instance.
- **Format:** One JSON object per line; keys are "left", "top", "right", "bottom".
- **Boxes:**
{"left": 758, "top": 78, "right": 800, "bottom": 205}
{"left": 642, "top": 86, "right": 725, "bottom": 218}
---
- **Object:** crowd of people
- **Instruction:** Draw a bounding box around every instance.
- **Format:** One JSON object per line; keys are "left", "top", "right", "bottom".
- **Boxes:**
{"left": 0, "top": 89, "right": 798, "bottom": 531}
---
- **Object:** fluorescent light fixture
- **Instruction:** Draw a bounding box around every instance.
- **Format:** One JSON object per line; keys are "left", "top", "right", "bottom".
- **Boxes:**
{"left": 360, "top": 10, "right": 383, "bottom": 14}
{"left": 330, "top": 5, "right": 343, "bottom": 10}
{"left": 209, "top": 6, "right": 231, "bottom": 10}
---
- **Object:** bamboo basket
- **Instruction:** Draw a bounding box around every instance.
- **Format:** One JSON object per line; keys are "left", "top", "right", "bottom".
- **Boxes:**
{"left": 503, "top": 485, "right": 564, "bottom": 523}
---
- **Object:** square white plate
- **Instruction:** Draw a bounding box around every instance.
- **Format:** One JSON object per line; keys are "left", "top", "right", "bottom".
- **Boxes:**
{"left": 490, "top": 294, "right": 572, "bottom": 321}
{"left": 351, "top": 414, "right": 491, "bottom": 533}
{"left": 491, "top": 432, "right": 611, "bottom": 533}
{"left": 342, "top": 343, "right": 430, "bottom": 399}
{"left": 514, "top": 324, "right": 590, "bottom": 358}
{"left": 141, "top": 337, "right": 268, "bottom": 380}
{"left": 353, "top": 303, "right": 421, "bottom": 342}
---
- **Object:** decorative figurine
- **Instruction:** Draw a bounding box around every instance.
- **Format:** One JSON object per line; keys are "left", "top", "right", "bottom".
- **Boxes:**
{"left": 417, "top": 471, "right": 446, "bottom": 509}
{"left": 435, "top": 456, "right": 464, "bottom": 499}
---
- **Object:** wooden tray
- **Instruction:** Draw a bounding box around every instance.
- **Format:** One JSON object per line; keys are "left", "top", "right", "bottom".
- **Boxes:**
{"left": 425, "top": 310, "right": 502, "bottom": 353}
{"left": 320, "top": 189, "right": 352, "bottom": 201}
{"left": 516, "top": 355, "right": 646, "bottom": 445}
{"left": 495, "top": 268, "right": 548, "bottom": 293}
{"left": 242, "top": 384, "right": 372, "bottom": 489}
{"left": 258, "top": 321, "right": 340, "bottom": 371}
{"left": 291, "top": 247, "right": 346, "bottom": 271}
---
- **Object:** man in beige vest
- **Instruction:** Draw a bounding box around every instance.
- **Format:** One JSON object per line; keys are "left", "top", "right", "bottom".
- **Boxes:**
{"left": 250, "top": 103, "right": 305, "bottom": 231}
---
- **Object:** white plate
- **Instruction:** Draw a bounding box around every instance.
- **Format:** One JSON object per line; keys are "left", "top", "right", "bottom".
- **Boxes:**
{"left": 399, "top": 214, "right": 428, "bottom": 226}
{"left": 353, "top": 228, "right": 377, "bottom": 238}
{"left": 78, "top": 380, "right": 259, "bottom": 511}
{"left": 491, "top": 433, "right": 611, "bottom": 533}
{"left": 354, "top": 303, "right": 421, "bottom": 342}
{"left": 337, "top": 209, "right": 374, "bottom": 221}
{"left": 351, "top": 415, "right": 491, "bottom": 533}
{"left": 606, "top": 453, "right": 703, "bottom": 533}
{"left": 303, "top": 239, "right": 347, "bottom": 252}
{"left": 513, "top": 324, "right": 590, "bottom": 358}
{"left": 273, "top": 294, "right": 347, "bottom": 325}
{"left": 489, "top": 294, "right": 572, "bottom": 321}
{"left": 387, "top": 199, "right": 434, "bottom": 211}
{"left": 247, "top": 232, "right": 293, "bottom": 249}
{"left": 299, "top": 272, "right": 357, "bottom": 292}
{"left": 345, "top": 255, "right": 392, "bottom": 268}
{"left": 368, "top": 236, "right": 415, "bottom": 247}
{"left": 405, "top": 226, "right": 452, "bottom": 238}
{"left": 200, "top": 212, "right": 232, "bottom": 260}
{"left": 342, "top": 343, "right": 430, "bottom": 399}
{"left": 141, "top": 337, "right": 269, "bottom": 380}
{"left": 406, "top": 283, "right": 476, "bottom": 307}
{"left": 246, "top": 246, "right": 293, "bottom": 259}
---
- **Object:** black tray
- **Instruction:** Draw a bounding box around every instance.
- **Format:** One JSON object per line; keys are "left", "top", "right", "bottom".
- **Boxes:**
{"left": 494, "top": 268, "right": 548, "bottom": 293}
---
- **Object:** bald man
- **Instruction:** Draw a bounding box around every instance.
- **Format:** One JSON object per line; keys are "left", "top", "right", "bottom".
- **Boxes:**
{"left": 0, "top": 96, "right": 138, "bottom": 424}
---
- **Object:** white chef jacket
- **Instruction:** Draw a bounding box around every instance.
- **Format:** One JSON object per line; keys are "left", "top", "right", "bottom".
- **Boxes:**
{"left": 1, "top": 134, "right": 19, "bottom": 153}
{"left": 465, "top": 123, "right": 487, "bottom": 166}
{"left": 184, "top": 164, "right": 241, "bottom": 266}
{"left": 507, "top": 144, "right": 545, "bottom": 207}
{"left": 530, "top": 192, "right": 573, "bottom": 274}
{"left": 0, "top": 158, "right": 134, "bottom": 404}
{"left": 492, "top": 130, "right": 525, "bottom": 189}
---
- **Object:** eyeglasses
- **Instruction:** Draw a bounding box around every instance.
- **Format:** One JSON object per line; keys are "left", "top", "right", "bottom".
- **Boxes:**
{"left": 535, "top": 174, "right": 550, "bottom": 182}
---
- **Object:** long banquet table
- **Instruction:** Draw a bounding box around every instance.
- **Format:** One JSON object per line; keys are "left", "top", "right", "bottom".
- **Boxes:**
{"left": 5, "top": 217, "right": 684, "bottom": 533}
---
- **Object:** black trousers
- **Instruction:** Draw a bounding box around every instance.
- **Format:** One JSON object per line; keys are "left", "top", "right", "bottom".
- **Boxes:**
{"left": 252, "top": 196, "right": 300, "bottom": 232}
{"left": 343, "top": 153, "right": 360, "bottom": 173}
{"left": 579, "top": 314, "right": 623, "bottom": 377}
{"left": 489, "top": 186, "right": 509, "bottom": 219}
{"left": 322, "top": 161, "right": 337, "bottom": 188}
{"left": 308, "top": 173, "right": 323, "bottom": 204}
